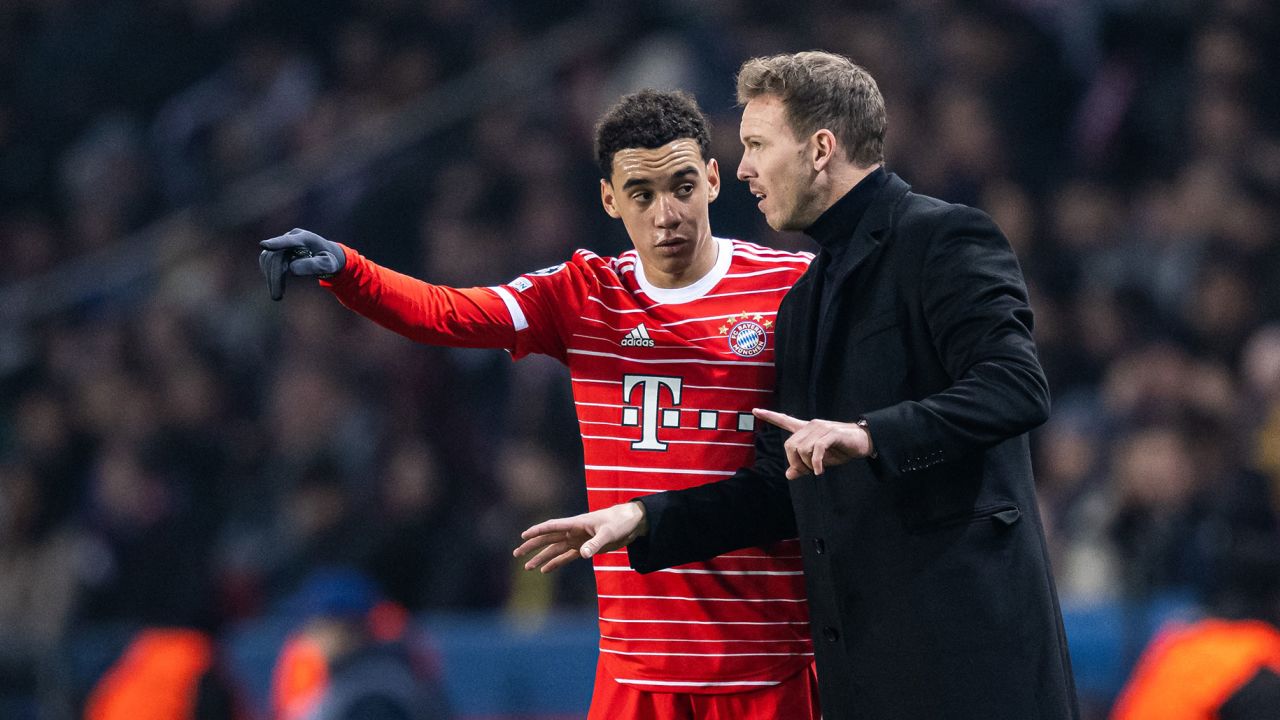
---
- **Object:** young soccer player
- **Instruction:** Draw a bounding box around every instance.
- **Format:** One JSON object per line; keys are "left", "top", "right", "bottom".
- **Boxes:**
{"left": 259, "top": 89, "right": 818, "bottom": 720}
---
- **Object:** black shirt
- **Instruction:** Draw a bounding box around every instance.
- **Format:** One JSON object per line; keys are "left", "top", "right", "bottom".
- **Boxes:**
{"left": 804, "top": 165, "right": 888, "bottom": 312}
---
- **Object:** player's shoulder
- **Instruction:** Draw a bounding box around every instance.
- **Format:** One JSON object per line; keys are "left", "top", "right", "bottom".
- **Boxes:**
{"left": 511, "top": 248, "right": 642, "bottom": 298}
{"left": 725, "top": 238, "right": 814, "bottom": 273}
{"left": 562, "top": 247, "right": 641, "bottom": 285}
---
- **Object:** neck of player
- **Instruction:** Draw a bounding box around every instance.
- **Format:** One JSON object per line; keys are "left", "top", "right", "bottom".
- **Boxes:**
{"left": 646, "top": 233, "right": 719, "bottom": 289}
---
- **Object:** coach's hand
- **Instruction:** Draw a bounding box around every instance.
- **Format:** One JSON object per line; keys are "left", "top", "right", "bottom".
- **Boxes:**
{"left": 753, "top": 408, "right": 873, "bottom": 480}
{"left": 514, "top": 501, "right": 648, "bottom": 573}
{"left": 259, "top": 228, "right": 346, "bottom": 301}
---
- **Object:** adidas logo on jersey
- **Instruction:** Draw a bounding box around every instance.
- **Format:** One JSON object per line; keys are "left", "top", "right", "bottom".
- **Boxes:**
{"left": 621, "top": 324, "right": 655, "bottom": 347}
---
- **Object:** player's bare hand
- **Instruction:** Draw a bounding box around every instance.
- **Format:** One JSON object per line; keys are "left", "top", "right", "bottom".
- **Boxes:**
{"left": 753, "top": 408, "right": 872, "bottom": 480}
{"left": 514, "top": 501, "right": 648, "bottom": 573}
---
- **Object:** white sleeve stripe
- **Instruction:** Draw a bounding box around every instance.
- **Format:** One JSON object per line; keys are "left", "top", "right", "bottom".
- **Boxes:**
{"left": 490, "top": 286, "right": 528, "bottom": 332}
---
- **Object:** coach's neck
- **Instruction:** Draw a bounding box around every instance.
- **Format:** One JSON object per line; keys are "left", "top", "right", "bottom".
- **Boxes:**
{"left": 815, "top": 159, "right": 883, "bottom": 218}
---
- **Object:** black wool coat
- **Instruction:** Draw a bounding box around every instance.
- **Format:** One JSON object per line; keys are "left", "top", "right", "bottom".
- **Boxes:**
{"left": 629, "top": 174, "right": 1080, "bottom": 720}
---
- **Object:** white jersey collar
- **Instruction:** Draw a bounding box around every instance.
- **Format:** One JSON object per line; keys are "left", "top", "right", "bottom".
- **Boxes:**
{"left": 635, "top": 237, "right": 731, "bottom": 305}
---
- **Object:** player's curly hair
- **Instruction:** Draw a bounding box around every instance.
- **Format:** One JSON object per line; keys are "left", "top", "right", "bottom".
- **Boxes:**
{"left": 594, "top": 89, "right": 710, "bottom": 181}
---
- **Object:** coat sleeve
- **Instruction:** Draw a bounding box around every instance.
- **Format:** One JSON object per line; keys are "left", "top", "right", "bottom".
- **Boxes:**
{"left": 627, "top": 416, "right": 796, "bottom": 573}
{"left": 861, "top": 205, "right": 1051, "bottom": 478}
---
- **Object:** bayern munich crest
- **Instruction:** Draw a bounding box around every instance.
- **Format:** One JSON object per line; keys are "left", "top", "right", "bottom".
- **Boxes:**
{"left": 721, "top": 311, "right": 770, "bottom": 358}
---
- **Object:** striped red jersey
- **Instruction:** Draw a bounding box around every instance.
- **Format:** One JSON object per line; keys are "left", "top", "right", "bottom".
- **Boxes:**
{"left": 324, "top": 236, "right": 814, "bottom": 693}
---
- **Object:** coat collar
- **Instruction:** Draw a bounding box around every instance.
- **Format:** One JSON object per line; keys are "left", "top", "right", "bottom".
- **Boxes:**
{"left": 789, "top": 173, "right": 912, "bottom": 413}
{"left": 791, "top": 172, "right": 910, "bottom": 297}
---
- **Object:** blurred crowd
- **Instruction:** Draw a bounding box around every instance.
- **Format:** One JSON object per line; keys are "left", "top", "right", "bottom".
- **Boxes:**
{"left": 1, "top": 0, "right": 1278, "bottom": 717}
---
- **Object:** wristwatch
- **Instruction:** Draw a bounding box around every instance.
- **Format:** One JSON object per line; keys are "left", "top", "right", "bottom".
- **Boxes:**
{"left": 856, "top": 417, "right": 877, "bottom": 459}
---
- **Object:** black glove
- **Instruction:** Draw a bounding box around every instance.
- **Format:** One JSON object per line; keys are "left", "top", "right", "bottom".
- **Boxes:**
{"left": 258, "top": 229, "right": 347, "bottom": 301}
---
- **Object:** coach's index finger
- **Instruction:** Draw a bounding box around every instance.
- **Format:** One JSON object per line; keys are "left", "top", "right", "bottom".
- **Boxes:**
{"left": 520, "top": 517, "right": 577, "bottom": 541}
{"left": 752, "top": 408, "right": 806, "bottom": 433}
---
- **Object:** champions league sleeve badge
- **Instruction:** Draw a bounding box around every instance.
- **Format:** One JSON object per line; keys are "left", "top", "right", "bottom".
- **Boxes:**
{"left": 719, "top": 311, "right": 772, "bottom": 358}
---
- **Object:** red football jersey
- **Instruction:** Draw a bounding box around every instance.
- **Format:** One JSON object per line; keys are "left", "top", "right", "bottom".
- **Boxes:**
{"left": 324, "top": 237, "right": 814, "bottom": 692}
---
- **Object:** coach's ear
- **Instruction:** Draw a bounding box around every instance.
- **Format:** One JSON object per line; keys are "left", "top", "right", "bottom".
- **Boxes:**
{"left": 600, "top": 178, "right": 621, "bottom": 218}
{"left": 706, "top": 158, "right": 720, "bottom": 203}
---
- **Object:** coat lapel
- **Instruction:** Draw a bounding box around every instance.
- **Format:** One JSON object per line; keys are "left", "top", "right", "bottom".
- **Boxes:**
{"left": 778, "top": 261, "right": 822, "bottom": 416}
{"left": 809, "top": 174, "right": 911, "bottom": 396}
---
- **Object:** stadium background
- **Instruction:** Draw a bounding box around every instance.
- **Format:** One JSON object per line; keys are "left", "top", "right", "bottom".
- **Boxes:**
{"left": 1, "top": 0, "right": 1278, "bottom": 718}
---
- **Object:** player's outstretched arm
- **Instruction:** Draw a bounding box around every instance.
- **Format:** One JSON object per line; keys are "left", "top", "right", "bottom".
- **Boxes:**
{"left": 258, "top": 227, "right": 524, "bottom": 351}
{"left": 514, "top": 501, "right": 648, "bottom": 573}
{"left": 258, "top": 229, "right": 346, "bottom": 300}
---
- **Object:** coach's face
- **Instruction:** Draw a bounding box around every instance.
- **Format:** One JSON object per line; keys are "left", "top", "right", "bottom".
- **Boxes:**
{"left": 601, "top": 139, "right": 721, "bottom": 289}
{"left": 737, "top": 94, "right": 824, "bottom": 232}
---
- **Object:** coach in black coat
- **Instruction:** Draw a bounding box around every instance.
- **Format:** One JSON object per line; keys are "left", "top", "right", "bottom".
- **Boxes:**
{"left": 517, "top": 52, "right": 1078, "bottom": 719}
{"left": 627, "top": 166, "right": 1078, "bottom": 719}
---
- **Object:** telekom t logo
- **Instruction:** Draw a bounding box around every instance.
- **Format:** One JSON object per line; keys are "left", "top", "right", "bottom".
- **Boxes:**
{"left": 621, "top": 374, "right": 683, "bottom": 451}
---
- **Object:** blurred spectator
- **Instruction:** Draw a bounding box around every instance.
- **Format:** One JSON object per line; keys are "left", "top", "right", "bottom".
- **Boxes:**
{"left": 270, "top": 569, "right": 450, "bottom": 720}
{"left": 84, "top": 627, "right": 240, "bottom": 720}
{"left": 0, "top": 462, "right": 90, "bottom": 715}
{"left": 1108, "top": 534, "right": 1280, "bottom": 720}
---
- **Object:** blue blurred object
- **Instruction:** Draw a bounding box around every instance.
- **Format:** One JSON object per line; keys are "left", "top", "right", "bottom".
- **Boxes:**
{"left": 277, "top": 566, "right": 383, "bottom": 620}
{"left": 1061, "top": 592, "right": 1200, "bottom": 707}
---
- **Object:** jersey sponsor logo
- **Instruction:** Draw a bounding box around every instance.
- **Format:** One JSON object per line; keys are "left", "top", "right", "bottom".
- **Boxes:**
{"left": 720, "top": 311, "right": 769, "bottom": 358}
{"left": 621, "top": 324, "right": 655, "bottom": 348}
{"left": 621, "top": 375, "right": 682, "bottom": 451}
{"left": 509, "top": 277, "right": 533, "bottom": 292}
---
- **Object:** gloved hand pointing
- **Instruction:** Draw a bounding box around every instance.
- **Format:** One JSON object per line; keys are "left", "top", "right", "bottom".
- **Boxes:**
{"left": 259, "top": 229, "right": 347, "bottom": 301}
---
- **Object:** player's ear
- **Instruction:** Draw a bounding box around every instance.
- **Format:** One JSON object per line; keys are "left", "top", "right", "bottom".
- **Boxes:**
{"left": 811, "top": 129, "right": 837, "bottom": 172}
{"left": 600, "top": 178, "right": 621, "bottom": 218}
{"left": 705, "top": 158, "right": 720, "bottom": 203}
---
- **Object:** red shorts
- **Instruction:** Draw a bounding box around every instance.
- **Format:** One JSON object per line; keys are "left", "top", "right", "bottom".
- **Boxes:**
{"left": 587, "top": 661, "right": 820, "bottom": 720}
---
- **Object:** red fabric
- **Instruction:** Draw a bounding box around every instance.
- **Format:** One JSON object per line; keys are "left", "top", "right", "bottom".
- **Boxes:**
{"left": 322, "top": 244, "right": 516, "bottom": 350}
{"left": 586, "top": 658, "right": 821, "bottom": 720}
{"left": 325, "top": 240, "right": 815, "bottom": 692}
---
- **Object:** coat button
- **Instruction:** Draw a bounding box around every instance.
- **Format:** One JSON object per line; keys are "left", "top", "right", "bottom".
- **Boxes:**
{"left": 812, "top": 538, "right": 826, "bottom": 554}
{"left": 823, "top": 626, "right": 839, "bottom": 642}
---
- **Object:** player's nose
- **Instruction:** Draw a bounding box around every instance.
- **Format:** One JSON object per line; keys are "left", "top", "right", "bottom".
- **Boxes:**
{"left": 653, "top": 195, "right": 680, "bottom": 227}
{"left": 736, "top": 156, "right": 754, "bottom": 182}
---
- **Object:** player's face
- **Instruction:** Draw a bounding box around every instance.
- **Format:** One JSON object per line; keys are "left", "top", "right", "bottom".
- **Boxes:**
{"left": 601, "top": 139, "right": 721, "bottom": 289}
{"left": 737, "top": 94, "right": 824, "bottom": 231}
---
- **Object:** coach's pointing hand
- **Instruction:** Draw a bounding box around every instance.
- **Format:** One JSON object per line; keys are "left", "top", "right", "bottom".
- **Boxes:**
{"left": 753, "top": 408, "right": 873, "bottom": 480}
{"left": 515, "top": 501, "right": 648, "bottom": 573}
{"left": 259, "top": 229, "right": 347, "bottom": 300}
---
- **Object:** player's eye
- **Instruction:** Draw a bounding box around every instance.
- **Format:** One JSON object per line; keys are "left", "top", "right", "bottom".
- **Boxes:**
{"left": 631, "top": 191, "right": 652, "bottom": 202}
{"left": 675, "top": 184, "right": 694, "bottom": 197}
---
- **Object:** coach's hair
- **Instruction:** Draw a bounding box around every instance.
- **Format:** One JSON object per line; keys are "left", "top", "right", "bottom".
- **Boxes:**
{"left": 594, "top": 89, "right": 711, "bottom": 180}
{"left": 736, "top": 51, "right": 886, "bottom": 167}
